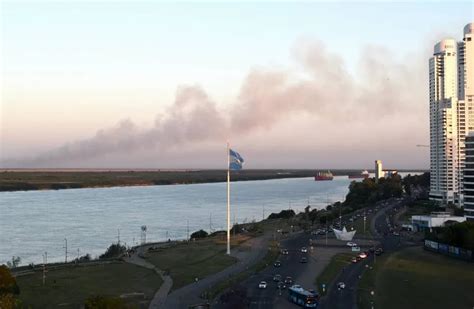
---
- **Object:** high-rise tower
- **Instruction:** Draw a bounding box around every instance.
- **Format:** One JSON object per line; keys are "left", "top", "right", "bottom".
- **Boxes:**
{"left": 429, "top": 39, "right": 459, "bottom": 204}
{"left": 430, "top": 23, "right": 474, "bottom": 206}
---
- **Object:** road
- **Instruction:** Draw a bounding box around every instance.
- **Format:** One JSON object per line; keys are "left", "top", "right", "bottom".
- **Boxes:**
{"left": 214, "top": 197, "right": 408, "bottom": 309}
{"left": 320, "top": 198, "right": 407, "bottom": 309}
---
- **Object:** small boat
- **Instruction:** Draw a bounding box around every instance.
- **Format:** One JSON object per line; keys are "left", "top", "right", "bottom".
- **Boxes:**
{"left": 315, "top": 171, "right": 334, "bottom": 181}
{"left": 348, "top": 170, "right": 369, "bottom": 179}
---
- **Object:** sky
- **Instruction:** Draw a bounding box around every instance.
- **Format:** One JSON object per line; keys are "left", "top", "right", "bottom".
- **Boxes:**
{"left": 1, "top": 1, "right": 473, "bottom": 169}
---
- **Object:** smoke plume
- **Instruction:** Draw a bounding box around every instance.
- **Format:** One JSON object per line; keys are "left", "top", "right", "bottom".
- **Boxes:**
{"left": 3, "top": 40, "right": 426, "bottom": 167}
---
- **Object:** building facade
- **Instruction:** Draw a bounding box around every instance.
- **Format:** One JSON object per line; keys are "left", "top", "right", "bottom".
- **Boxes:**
{"left": 463, "top": 133, "right": 474, "bottom": 220}
{"left": 430, "top": 23, "right": 473, "bottom": 205}
{"left": 429, "top": 39, "right": 459, "bottom": 203}
{"left": 375, "top": 160, "right": 383, "bottom": 183}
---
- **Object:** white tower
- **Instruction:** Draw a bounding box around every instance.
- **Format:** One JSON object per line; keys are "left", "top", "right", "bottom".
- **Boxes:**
{"left": 375, "top": 160, "right": 383, "bottom": 183}
{"left": 429, "top": 38, "right": 459, "bottom": 204}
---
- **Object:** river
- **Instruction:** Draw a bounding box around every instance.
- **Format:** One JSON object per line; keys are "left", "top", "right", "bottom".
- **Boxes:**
{"left": 0, "top": 174, "right": 415, "bottom": 265}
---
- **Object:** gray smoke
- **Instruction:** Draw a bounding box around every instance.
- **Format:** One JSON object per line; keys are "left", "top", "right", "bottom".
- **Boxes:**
{"left": 3, "top": 40, "right": 426, "bottom": 167}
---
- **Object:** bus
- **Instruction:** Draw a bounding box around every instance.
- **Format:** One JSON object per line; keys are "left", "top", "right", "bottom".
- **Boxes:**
{"left": 288, "top": 285, "right": 319, "bottom": 308}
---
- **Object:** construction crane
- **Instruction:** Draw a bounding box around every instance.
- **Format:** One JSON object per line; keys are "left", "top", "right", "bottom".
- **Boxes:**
{"left": 416, "top": 144, "right": 429, "bottom": 148}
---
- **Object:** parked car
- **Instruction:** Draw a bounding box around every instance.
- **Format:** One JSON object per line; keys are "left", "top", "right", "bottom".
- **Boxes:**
{"left": 346, "top": 242, "right": 357, "bottom": 247}
{"left": 273, "top": 274, "right": 282, "bottom": 282}
{"left": 259, "top": 281, "right": 267, "bottom": 289}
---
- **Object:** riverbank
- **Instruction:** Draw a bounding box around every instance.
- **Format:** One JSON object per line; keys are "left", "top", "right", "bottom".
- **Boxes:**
{"left": 0, "top": 169, "right": 426, "bottom": 192}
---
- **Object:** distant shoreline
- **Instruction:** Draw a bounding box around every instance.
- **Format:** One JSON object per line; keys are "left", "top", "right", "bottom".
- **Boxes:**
{"left": 0, "top": 169, "right": 427, "bottom": 192}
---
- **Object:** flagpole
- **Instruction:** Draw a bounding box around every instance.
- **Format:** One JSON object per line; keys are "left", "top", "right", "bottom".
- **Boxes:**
{"left": 227, "top": 142, "right": 231, "bottom": 255}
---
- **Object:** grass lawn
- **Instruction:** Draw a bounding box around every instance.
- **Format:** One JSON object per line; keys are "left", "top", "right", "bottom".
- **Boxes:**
{"left": 204, "top": 240, "right": 280, "bottom": 300}
{"left": 145, "top": 238, "right": 238, "bottom": 290}
{"left": 16, "top": 261, "right": 162, "bottom": 308}
{"left": 316, "top": 253, "right": 353, "bottom": 295}
{"left": 358, "top": 247, "right": 474, "bottom": 309}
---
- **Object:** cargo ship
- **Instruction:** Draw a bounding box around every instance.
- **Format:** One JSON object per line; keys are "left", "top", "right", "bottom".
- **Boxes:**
{"left": 315, "top": 171, "right": 334, "bottom": 181}
{"left": 348, "top": 170, "right": 370, "bottom": 179}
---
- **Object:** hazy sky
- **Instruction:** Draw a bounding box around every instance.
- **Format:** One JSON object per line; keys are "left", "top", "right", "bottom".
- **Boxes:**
{"left": 1, "top": 1, "right": 472, "bottom": 169}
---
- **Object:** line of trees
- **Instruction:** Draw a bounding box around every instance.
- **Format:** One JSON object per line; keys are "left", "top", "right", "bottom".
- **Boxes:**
{"left": 426, "top": 221, "right": 474, "bottom": 250}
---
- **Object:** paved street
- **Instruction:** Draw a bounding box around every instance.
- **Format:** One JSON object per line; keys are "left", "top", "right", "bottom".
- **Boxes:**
{"left": 215, "top": 197, "right": 408, "bottom": 309}
{"left": 320, "top": 198, "right": 408, "bottom": 309}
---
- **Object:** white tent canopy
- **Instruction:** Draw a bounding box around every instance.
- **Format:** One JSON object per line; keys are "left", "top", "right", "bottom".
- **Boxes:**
{"left": 332, "top": 226, "right": 356, "bottom": 241}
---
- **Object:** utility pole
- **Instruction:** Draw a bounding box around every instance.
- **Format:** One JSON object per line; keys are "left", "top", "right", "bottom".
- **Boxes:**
{"left": 209, "top": 213, "right": 212, "bottom": 233}
{"left": 262, "top": 204, "right": 265, "bottom": 220}
{"left": 363, "top": 211, "right": 366, "bottom": 234}
{"left": 326, "top": 221, "right": 328, "bottom": 245}
{"left": 63, "top": 238, "right": 68, "bottom": 264}
{"left": 233, "top": 213, "right": 236, "bottom": 236}
{"left": 42, "top": 252, "right": 47, "bottom": 286}
{"left": 117, "top": 229, "right": 120, "bottom": 245}
{"left": 76, "top": 248, "right": 80, "bottom": 263}
{"left": 187, "top": 220, "right": 190, "bottom": 241}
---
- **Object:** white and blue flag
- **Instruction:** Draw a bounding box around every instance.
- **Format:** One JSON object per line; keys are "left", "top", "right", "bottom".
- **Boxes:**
{"left": 229, "top": 149, "right": 244, "bottom": 170}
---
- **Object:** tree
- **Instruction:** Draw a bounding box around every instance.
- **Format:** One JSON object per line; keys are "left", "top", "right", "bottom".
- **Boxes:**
{"left": 0, "top": 265, "right": 20, "bottom": 308}
{"left": 268, "top": 209, "right": 295, "bottom": 219}
{"left": 190, "top": 229, "right": 208, "bottom": 239}
{"left": 99, "top": 244, "right": 127, "bottom": 259}
{"left": 6, "top": 257, "right": 21, "bottom": 269}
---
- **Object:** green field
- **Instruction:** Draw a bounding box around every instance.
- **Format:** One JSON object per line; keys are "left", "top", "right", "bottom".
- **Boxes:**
{"left": 316, "top": 253, "right": 353, "bottom": 295}
{"left": 16, "top": 262, "right": 162, "bottom": 308}
{"left": 145, "top": 238, "right": 237, "bottom": 290}
{"left": 357, "top": 247, "right": 474, "bottom": 309}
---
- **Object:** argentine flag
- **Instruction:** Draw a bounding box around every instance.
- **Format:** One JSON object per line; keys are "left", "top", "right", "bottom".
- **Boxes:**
{"left": 229, "top": 149, "right": 244, "bottom": 170}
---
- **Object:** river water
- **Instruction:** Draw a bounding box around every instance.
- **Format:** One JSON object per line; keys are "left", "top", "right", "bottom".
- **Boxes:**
{"left": 0, "top": 174, "right": 413, "bottom": 265}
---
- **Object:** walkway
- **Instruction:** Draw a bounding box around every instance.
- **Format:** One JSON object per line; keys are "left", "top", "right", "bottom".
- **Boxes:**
{"left": 162, "top": 234, "right": 271, "bottom": 309}
{"left": 123, "top": 244, "right": 173, "bottom": 309}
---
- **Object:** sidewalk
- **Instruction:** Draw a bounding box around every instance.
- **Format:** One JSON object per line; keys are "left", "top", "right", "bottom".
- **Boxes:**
{"left": 123, "top": 244, "right": 173, "bottom": 309}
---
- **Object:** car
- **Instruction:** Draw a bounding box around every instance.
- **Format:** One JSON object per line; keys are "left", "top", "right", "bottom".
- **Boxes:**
{"left": 351, "top": 257, "right": 358, "bottom": 263}
{"left": 274, "top": 261, "right": 282, "bottom": 267}
{"left": 273, "top": 274, "right": 282, "bottom": 282}
{"left": 358, "top": 252, "right": 367, "bottom": 259}
{"left": 337, "top": 282, "right": 345, "bottom": 290}
{"left": 277, "top": 281, "right": 286, "bottom": 289}
{"left": 346, "top": 242, "right": 357, "bottom": 247}
{"left": 300, "top": 256, "right": 308, "bottom": 263}
{"left": 259, "top": 281, "right": 267, "bottom": 289}
{"left": 356, "top": 255, "right": 362, "bottom": 261}
{"left": 301, "top": 247, "right": 308, "bottom": 253}
{"left": 284, "top": 276, "right": 293, "bottom": 285}
{"left": 281, "top": 249, "right": 289, "bottom": 255}
{"left": 393, "top": 231, "right": 400, "bottom": 236}
{"left": 375, "top": 248, "right": 384, "bottom": 256}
